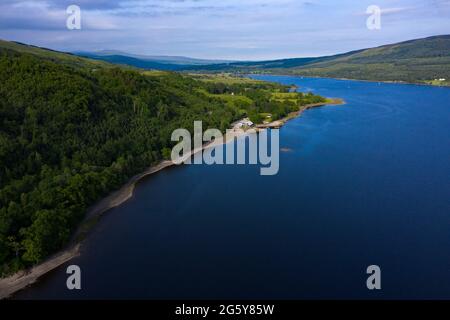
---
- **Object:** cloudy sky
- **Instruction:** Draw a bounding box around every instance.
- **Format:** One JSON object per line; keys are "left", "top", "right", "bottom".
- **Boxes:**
{"left": 0, "top": 0, "right": 449, "bottom": 60}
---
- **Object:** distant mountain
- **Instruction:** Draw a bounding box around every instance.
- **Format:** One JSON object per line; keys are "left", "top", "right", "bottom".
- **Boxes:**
{"left": 181, "top": 50, "right": 365, "bottom": 71}
{"left": 76, "top": 53, "right": 190, "bottom": 71}
{"left": 73, "top": 49, "right": 360, "bottom": 72}
{"left": 186, "top": 35, "right": 450, "bottom": 85}
{"left": 285, "top": 35, "right": 450, "bottom": 84}
{"left": 8, "top": 35, "right": 449, "bottom": 85}
{"left": 75, "top": 50, "right": 235, "bottom": 70}
{"left": 76, "top": 50, "right": 234, "bottom": 65}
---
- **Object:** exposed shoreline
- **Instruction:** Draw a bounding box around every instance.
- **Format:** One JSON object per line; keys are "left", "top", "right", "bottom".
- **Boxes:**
{"left": 0, "top": 129, "right": 247, "bottom": 299}
{"left": 0, "top": 98, "right": 344, "bottom": 299}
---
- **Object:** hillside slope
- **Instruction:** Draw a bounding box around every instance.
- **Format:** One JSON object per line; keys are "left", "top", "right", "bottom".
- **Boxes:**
{"left": 78, "top": 53, "right": 189, "bottom": 71}
{"left": 289, "top": 35, "right": 450, "bottom": 84}
{"left": 0, "top": 40, "right": 325, "bottom": 276}
{"left": 70, "top": 35, "right": 450, "bottom": 85}
{"left": 187, "top": 35, "right": 450, "bottom": 85}
{"left": 77, "top": 50, "right": 233, "bottom": 66}
{"left": 0, "top": 40, "right": 109, "bottom": 69}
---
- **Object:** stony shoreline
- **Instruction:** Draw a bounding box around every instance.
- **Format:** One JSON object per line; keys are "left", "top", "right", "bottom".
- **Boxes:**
{"left": 0, "top": 130, "right": 247, "bottom": 299}
{"left": 0, "top": 98, "right": 344, "bottom": 299}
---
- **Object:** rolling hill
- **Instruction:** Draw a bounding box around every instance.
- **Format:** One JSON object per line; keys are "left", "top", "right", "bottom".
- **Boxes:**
{"left": 76, "top": 50, "right": 233, "bottom": 65}
{"left": 0, "top": 39, "right": 325, "bottom": 276}
{"left": 284, "top": 35, "right": 450, "bottom": 85}
{"left": 76, "top": 51, "right": 235, "bottom": 71}
{"left": 71, "top": 35, "right": 450, "bottom": 85}
{"left": 0, "top": 39, "right": 110, "bottom": 69}
{"left": 187, "top": 35, "right": 450, "bottom": 85}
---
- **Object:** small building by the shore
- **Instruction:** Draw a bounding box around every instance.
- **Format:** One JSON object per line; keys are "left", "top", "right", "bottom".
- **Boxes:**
{"left": 232, "top": 118, "right": 254, "bottom": 129}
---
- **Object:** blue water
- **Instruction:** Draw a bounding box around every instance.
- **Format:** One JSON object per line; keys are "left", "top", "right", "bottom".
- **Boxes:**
{"left": 16, "top": 76, "right": 450, "bottom": 299}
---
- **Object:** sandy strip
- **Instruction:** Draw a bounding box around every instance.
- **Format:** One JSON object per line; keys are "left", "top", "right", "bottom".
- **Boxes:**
{"left": 82, "top": 128, "right": 247, "bottom": 224}
{"left": 0, "top": 245, "right": 80, "bottom": 299}
{"left": 0, "top": 100, "right": 345, "bottom": 299}
{"left": 0, "top": 130, "right": 247, "bottom": 299}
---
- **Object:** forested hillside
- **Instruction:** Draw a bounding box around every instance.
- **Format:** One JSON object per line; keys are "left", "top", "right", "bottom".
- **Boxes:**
{"left": 0, "top": 43, "right": 325, "bottom": 275}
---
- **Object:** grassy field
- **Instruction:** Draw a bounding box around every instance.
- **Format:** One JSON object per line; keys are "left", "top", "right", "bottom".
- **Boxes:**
{"left": 259, "top": 112, "right": 273, "bottom": 122}
{"left": 271, "top": 92, "right": 303, "bottom": 104}
{"left": 423, "top": 79, "right": 450, "bottom": 86}
{"left": 189, "top": 73, "right": 265, "bottom": 84}
{"left": 196, "top": 88, "right": 253, "bottom": 105}
{"left": 141, "top": 70, "right": 171, "bottom": 77}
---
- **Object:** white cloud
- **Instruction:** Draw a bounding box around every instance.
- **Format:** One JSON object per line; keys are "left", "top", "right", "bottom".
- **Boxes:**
{"left": 0, "top": 0, "right": 449, "bottom": 60}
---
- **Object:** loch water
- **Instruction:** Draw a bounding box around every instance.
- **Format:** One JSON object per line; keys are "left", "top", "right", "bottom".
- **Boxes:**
{"left": 17, "top": 76, "right": 450, "bottom": 299}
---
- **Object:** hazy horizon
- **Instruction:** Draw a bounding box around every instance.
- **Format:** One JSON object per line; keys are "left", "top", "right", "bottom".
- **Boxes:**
{"left": 70, "top": 33, "right": 450, "bottom": 61}
{"left": 0, "top": 0, "right": 450, "bottom": 60}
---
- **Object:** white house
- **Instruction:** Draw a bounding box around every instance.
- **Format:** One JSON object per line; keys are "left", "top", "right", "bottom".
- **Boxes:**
{"left": 233, "top": 118, "right": 254, "bottom": 130}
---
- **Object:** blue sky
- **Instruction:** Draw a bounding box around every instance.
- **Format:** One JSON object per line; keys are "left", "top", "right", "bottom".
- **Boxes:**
{"left": 0, "top": 0, "right": 449, "bottom": 60}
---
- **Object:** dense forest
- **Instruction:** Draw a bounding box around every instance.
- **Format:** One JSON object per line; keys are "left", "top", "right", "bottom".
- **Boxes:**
{"left": 0, "top": 45, "right": 325, "bottom": 275}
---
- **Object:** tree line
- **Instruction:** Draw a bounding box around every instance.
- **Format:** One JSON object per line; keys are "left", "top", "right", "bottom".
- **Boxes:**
{"left": 0, "top": 49, "right": 325, "bottom": 275}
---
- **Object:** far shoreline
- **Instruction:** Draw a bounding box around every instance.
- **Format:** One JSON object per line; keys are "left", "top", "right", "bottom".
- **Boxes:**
{"left": 248, "top": 73, "right": 450, "bottom": 88}
{"left": 0, "top": 96, "right": 344, "bottom": 300}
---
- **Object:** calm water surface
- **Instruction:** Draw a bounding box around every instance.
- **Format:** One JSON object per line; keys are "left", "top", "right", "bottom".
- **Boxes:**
{"left": 16, "top": 76, "right": 450, "bottom": 299}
